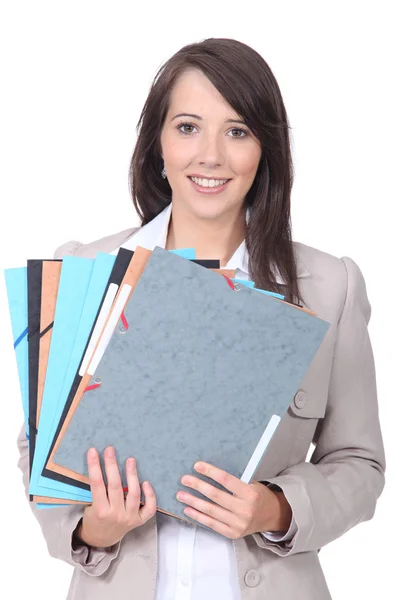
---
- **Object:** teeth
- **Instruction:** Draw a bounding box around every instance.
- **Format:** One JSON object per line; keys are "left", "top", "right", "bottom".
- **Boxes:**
{"left": 190, "top": 176, "right": 228, "bottom": 188}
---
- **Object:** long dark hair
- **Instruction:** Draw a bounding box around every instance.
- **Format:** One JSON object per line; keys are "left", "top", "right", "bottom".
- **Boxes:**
{"left": 129, "top": 37, "right": 305, "bottom": 305}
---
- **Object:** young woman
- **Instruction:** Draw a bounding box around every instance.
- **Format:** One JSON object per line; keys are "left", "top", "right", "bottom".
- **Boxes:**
{"left": 17, "top": 37, "right": 385, "bottom": 600}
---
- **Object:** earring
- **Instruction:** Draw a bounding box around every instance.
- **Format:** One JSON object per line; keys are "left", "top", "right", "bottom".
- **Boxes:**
{"left": 161, "top": 166, "right": 166, "bottom": 179}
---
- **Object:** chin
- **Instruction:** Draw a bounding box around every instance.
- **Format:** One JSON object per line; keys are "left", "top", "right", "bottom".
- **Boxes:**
{"left": 189, "top": 203, "right": 230, "bottom": 221}
{"left": 182, "top": 196, "right": 236, "bottom": 220}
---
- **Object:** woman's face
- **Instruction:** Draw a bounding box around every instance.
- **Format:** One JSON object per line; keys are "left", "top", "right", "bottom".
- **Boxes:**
{"left": 160, "top": 68, "right": 262, "bottom": 222}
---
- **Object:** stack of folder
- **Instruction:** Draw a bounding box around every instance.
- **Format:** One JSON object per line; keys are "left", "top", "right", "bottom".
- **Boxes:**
{"left": 4, "top": 245, "right": 330, "bottom": 524}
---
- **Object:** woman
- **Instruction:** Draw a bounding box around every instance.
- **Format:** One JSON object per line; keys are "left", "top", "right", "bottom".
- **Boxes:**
{"left": 17, "top": 37, "right": 385, "bottom": 599}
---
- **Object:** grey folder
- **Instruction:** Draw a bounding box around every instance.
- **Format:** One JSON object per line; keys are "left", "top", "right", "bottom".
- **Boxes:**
{"left": 54, "top": 246, "right": 330, "bottom": 524}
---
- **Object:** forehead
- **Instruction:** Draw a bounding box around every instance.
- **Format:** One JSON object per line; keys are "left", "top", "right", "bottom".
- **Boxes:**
{"left": 168, "top": 68, "right": 239, "bottom": 119}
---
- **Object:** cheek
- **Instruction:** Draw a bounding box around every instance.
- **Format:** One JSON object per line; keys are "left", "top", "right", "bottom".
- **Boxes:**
{"left": 232, "top": 145, "right": 261, "bottom": 178}
{"left": 160, "top": 130, "right": 187, "bottom": 167}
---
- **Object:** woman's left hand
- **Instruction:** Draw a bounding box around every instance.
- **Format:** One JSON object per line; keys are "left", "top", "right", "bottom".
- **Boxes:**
{"left": 176, "top": 461, "right": 292, "bottom": 539}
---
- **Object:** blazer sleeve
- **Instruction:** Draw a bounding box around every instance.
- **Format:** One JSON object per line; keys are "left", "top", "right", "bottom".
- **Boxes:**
{"left": 16, "top": 239, "right": 121, "bottom": 575}
{"left": 260, "top": 483, "right": 298, "bottom": 542}
{"left": 252, "top": 256, "right": 386, "bottom": 556}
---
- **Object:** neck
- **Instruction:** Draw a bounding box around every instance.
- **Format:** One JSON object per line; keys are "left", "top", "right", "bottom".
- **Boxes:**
{"left": 165, "top": 202, "right": 247, "bottom": 267}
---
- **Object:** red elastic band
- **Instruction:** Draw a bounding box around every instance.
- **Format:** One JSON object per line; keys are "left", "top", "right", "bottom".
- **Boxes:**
{"left": 223, "top": 275, "right": 235, "bottom": 290}
{"left": 121, "top": 311, "right": 129, "bottom": 330}
{"left": 84, "top": 383, "right": 101, "bottom": 393}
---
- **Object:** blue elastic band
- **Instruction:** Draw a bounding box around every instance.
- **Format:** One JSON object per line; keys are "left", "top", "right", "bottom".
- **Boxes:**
{"left": 14, "top": 327, "right": 28, "bottom": 349}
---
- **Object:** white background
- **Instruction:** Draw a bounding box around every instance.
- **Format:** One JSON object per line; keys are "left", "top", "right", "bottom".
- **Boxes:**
{"left": 0, "top": 1, "right": 398, "bottom": 598}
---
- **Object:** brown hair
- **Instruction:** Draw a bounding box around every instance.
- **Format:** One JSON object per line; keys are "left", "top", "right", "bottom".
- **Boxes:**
{"left": 129, "top": 37, "right": 305, "bottom": 305}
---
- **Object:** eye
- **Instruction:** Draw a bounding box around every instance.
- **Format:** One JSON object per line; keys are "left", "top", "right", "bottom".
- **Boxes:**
{"left": 176, "top": 121, "right": 249, "bottom": 138}
{"left": 177, "top": 122, "right": 198, "bottom": 135}
{"left": 228, "top": 127, "right": 248, "bottom": 138}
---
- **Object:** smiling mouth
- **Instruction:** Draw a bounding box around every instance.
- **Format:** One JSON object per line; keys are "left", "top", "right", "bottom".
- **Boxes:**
{"left": 187, "top": 176, "right": 232, "bottom": 188}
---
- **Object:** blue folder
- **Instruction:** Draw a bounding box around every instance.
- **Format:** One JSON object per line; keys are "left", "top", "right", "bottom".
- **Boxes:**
{"left": 4, "top": 267, "right": 29, "bottom": 437}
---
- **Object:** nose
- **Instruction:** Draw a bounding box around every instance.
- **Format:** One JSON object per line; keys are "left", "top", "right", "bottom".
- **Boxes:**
{"left": 197, "top": 131, "right": 225, "bottom": 169}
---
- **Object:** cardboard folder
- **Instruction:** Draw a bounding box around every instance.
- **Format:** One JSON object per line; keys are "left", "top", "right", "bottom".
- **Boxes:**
{"left": 37, "top": 261, "right": 62, "bottom": 425}
{"left": 43, "top": 247, "right": 235, "bottom": 495}
{"left": 4, "top": 264, "right": 71, "bottom": 507}
{"left": 28, "top": 255, "right": 97, "bottom": 501}
{"left": 34, "top": 249, "right": 138, "bottom": 504}
{"left": 50, "top": 247, "right": 330, "bottom": 523}
{"left": 4, "top": 267, "right": 30, "bottom": 437}
{"left": 27, "top": 260, "right": 63, "bottom": 446}
{"left": 32, "top": 247, "right": 233, "bottom": 504}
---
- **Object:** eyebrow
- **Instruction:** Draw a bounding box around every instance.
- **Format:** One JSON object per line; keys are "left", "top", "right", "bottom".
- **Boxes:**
{"left": 171, "top": 113, "right": 247, "bottom": 125}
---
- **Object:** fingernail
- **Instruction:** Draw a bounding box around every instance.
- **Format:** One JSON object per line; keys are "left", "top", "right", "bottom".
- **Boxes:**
{"left": 88, "top": 448, "right": 97, "bottom": 459}
{"left": 106, "top": 447, "right": 115, "bottom": 458}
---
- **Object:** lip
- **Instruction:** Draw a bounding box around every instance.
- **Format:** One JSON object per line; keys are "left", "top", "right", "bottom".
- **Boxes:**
{"left": 188, "top": 174, "right": 232, "bottom": 180}
{"left": 187, "top": 176, "right": 231, "bottom": 194}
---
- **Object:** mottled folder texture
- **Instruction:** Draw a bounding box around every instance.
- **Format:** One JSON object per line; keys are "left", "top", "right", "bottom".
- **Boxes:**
{"left": 53, "top": 246, "right": 330, "bottom": 524}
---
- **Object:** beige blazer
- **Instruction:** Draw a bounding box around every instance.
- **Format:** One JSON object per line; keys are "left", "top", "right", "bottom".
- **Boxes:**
{"left": 16, "top": 226, "right": 386, "bottom": 600}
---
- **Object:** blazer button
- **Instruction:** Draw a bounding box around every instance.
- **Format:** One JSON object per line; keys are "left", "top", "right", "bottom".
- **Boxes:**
{"left": 294, "top": 390, "right": 307, "bottom": 409}
{"left": 244, "top": 569, "right": 261, "bottom": 587}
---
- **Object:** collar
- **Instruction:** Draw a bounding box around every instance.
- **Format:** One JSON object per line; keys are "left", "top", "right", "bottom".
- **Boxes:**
{"left": 118, "top": 202, "right": 309, "bottom": 283}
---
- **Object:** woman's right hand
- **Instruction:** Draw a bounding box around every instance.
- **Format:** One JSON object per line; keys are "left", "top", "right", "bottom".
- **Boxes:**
{"left": 76, "top": 446, "right": 157, "bottom": 548}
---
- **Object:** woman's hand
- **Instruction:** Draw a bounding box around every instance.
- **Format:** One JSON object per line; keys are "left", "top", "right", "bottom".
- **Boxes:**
{"left": 76, "top": 446, "right": 157, "bottom": 548}
{"left": 176, "top": 461, "right": 292, "bottom": 539}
